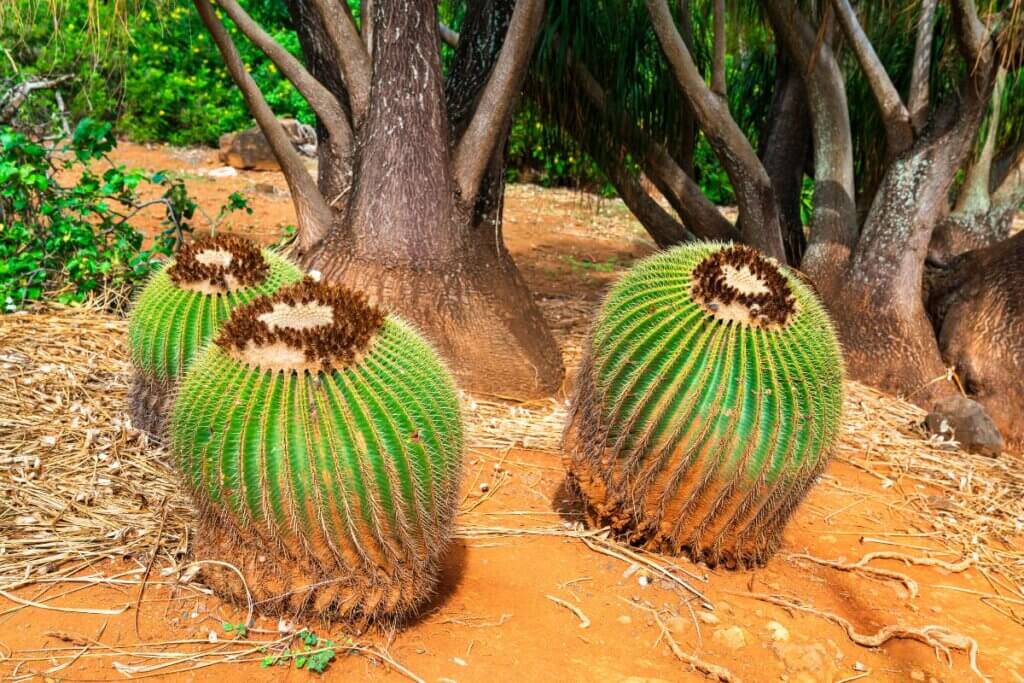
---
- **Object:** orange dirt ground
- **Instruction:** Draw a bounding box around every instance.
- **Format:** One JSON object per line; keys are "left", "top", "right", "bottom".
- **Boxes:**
{"left": 1, "top": 143, "right": 1023, "bottom": 682}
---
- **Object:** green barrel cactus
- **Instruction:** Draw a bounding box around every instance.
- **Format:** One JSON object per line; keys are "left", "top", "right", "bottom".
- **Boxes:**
{"left": 127, "top": 235, "right": 302, "bottom": 438}
{"left": 564, "top": 243, "right": 844, "bottom": 568}
{"left": 170, "top": 280, "right": 464, "bottom": 622}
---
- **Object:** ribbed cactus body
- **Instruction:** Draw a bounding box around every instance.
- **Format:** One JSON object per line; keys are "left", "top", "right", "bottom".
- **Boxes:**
{"left": 564, "top": 243, "right": 843, "bottom": 568}
{"left": 126, "top": 237, "right": 302, "bottom": 437}
{"left": 169, "top": 282, "right": 463, "bottom": 621}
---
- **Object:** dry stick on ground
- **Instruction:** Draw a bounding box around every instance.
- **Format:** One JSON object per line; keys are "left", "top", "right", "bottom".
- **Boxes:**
{"left": 625, "top": 599, "right": 740, "bottom": 683}
{"left": 737, "top": 592, "right": 988, "bottom": 682}
{"left": 546, "top": 594, "right": 591, "bottom": 628}
{"left": 787, "top": 551, "right": 974, "bottom": 599}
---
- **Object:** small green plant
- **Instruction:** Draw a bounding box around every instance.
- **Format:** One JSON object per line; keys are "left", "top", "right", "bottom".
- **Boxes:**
{"left": 261, "top": 630, "right": 345, "bottom": 673}
{"left": 0, "top": 118, "right": 188, "bottom": 311}
{"left": 221, "top": 621, "right": 248, "bottom": 639}
{"left": 561, "top": 255, "right": 625, "bottom": 273}
{"left": 170, "top": 280, "right": 464, "bottom": 622}
{"left": 564, "top": 243, "right": 844, "bottom": 568}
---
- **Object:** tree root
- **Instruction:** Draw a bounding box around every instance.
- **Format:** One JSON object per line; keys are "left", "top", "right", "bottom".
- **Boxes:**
{"left": 787, "top": 551, "right": 973, "bottom": 599}
{"left": 740, "top": 592, "right": 987, "bottom": 682}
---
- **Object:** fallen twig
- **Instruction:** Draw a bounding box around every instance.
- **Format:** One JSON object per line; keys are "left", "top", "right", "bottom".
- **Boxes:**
{"left": 546, "top": 594, "right": 590, "bottom": 629}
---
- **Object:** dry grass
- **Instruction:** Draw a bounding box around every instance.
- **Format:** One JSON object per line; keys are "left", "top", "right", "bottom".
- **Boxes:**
{"left": 1, "top": 292, "right": 1023, "bottom": 677}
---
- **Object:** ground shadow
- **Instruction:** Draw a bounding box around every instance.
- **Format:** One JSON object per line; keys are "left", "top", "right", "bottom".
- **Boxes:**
{"left": 402, "top": 538, "right": 468, "bottom": 628}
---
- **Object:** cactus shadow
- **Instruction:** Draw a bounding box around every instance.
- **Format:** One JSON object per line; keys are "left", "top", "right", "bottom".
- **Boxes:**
{"left": 550, "top": 477, "right": 587, "bottom": 525}
{"left": 408, "top": 539, "right": 467, "bottom": 625}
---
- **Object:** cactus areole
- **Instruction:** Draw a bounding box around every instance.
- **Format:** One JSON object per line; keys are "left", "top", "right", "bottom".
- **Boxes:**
{"left": 564, "top": 243, "right": 844, "bottom": 568}
{"left": 127, "top": 235, "right": 303, "bottom": 438}
{"left": 170, "top": 281, "right": 464, "bottom": 622}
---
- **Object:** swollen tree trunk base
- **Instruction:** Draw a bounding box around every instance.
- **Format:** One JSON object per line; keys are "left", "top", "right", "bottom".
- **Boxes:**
{"left": 307, "top": 248, "right": 565, "bottom": 400}
{"left": 128, "top": 372, "right": 172, "bottom": 441}
{"left": 927, "top": 232, "right": 1024, "bottom": 446}
{"left": 191, "top": 507, "right": 433, "bottom": 626}
{"left": 827, "top": 287, "right": 953, "bottom": 405}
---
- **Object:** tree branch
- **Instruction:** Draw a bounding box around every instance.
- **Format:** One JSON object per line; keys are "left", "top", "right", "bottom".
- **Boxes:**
{"left": 647, "top": 0, "right": 785, "bottom": 260}
{"left": 992, "top": 141, "right": 1024, "bottom": 207}
{"left": 310, "top": 0, "right": 372, "bottom": 125}
{"left": 0, "top": 75, "right": 70, "bottom": 123}
{"left": 951, "top": 0, "right": 989, "bottom": 65}
{"left": 194, "top": 0, "right": 333, "bottom": 250}
{"left": 954, "top": 67, "right": 1006, "bottom": 214}
{"left": 360, "top": 0, "right": 374, "bottom": 53}
{"left": 830, "top": 0, "right": 913, "bottom": 154}
{"left": 214, "top": 0, "right": 353, "bottom": 156}
{"left": 907, "top": 0, "right": 937, "bottom": 132}
{"left": 711, "top": 0, "right": 727, "bottom": 97}
{"left": 453, "top": 0, "right": 546, "bottom": 202}
{"left": 764, "top": 0, "right": 858, "bottom": 282}
{"left": 439, "top": 22, "right": 460, "bottom": 49}
{"left": 569, "top": 57, "right": 736, "bottom": 243}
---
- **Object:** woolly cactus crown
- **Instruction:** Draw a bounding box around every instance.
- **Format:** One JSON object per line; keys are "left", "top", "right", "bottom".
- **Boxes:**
{"left": 170, "top": 281, "right": 464, "bottom": 621}
{"left": 128, "top": 234, "right": 303, "bottom": 382}
{"left": 565, "top": 242, "right": 844, "bottom": 568}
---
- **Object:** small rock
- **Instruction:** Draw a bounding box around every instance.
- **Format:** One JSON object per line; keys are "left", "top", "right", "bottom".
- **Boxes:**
{"left": 665, "top": 616, "right": 686, "bottom": 635}
{"left": 772, "top": 642, "right": 835, "bottom": 679}
{"left": 697, "top": 611, "right": 720, "bottom": 625}
{"left": 712, "top": 626, "right": 748, "bottom": 651}
{"left": 218, "top": 119, "right": 317, "bottom": 171}
{"left": 617, "top": 615, "right": 632, "bottom": 625}
{"left": 452, "top": 657, "right": 468, "bottom": 667}
{"left": 207, "top": 166, "right": 238, "bottom": 178}
{"left": 910, "top": 671, "right": 926, "bottom": 682}
{"left": 766, "top": 621, "right": 790, "bottom": 642}
{"left": 925, "top": 395, "right": 1003, "bottom": 456}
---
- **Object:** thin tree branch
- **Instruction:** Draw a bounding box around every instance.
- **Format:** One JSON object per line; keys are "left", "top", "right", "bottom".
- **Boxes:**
{"left": 361, "top": 0, "right": 374, "bottom": 54}
{"left": 711, "top": 0, "right": 727, "bottom": 97}
{"left": 214, "top": 0, "right": 353, "bottom": 155}
{"left": 310, "top": 0, "right": 372, "bottom": 125}
{"left": 569, "top": 56, "right": 738, "bottom": 243}
{"left": 830, "top": 0, "right": 913, "bottom": 154}
{"left": 647, "top": 0, "right": 785, "bottom": 260}
{"left": 439, "top": 22, "right": 460, "bottom": 49}
{"left": 454, "top": 0, "right": 546, "bottom": 202}
{"left": 951, "top": 0, "right": 989, "bottom": 65}
{"left": 764, "top": 0, "right": 858, "bottom": 281}
{"left": 908, "top": 0, "right": 937, "bottom": 131}
{"left": 954, "top": 66, "right": 1006, "bottom": 214}
{"left": 194, "top": 0, "right": 333, "bottom": 250}
{"left": 0, "top": 75, "right": 70, "bottom": 123}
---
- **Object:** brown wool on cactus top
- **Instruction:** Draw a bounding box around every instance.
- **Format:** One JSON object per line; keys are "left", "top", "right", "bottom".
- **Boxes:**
{"left": 216, "top": 279, "right": 385, "bottom": 372}
{"left": 167, "top": 234, "right": 269, "bottom": 292}
{"left": 691, "top": 244, "right": 796, "bottom": 328}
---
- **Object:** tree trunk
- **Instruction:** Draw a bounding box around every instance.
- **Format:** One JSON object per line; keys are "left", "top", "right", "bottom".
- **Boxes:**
{"left": 759, "top": 54, "right": 810, "bottom": 266}
{"left": 832, "top": 84, "right": 994, "bottom": 402}
{"left": 300, "top": 0, "right": 564, "bottom": 399}
{"left": 925, "top": 232, "right": 1024, "bottom": 445}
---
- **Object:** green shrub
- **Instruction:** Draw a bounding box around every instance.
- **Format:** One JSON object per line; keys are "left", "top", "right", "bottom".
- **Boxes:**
{"left": 0, "top": 118, "right": 187, "bottom": 311}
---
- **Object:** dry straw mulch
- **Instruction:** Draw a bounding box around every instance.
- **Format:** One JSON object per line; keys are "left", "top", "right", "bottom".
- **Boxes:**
{"left": 1, "top": 301, "right": 1023, "bottom": 678}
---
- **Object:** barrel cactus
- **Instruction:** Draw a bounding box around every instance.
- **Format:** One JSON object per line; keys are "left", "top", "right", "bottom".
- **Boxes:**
{"left": 170, "top": 280, "right": 464, "bottom": 622}
{"left": 564, "top": 243, "right": 844, "bottom": 568}
{"left": 127, "top": 235, "right": 302, "bottom": 438}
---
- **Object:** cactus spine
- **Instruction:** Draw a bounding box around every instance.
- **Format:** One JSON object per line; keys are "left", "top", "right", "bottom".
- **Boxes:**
{"left": 564, "top": 243, "right": 844, "bottom": 568}
{"left": 170, "top": 281, "right": 464, "bottom": 622}
{"left": 127, "top": 235, "right": 302, "bottom": 437}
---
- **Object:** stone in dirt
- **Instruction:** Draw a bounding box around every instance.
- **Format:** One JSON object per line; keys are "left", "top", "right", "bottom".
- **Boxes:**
{"left": 925, "top": 395, "right": 1003, "bottom": 456}
{"left": 218, "top": 119, "right": 317, "bottom": 171}
{"left": 712, "top": 625, "right": 748, "bottom": 650}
